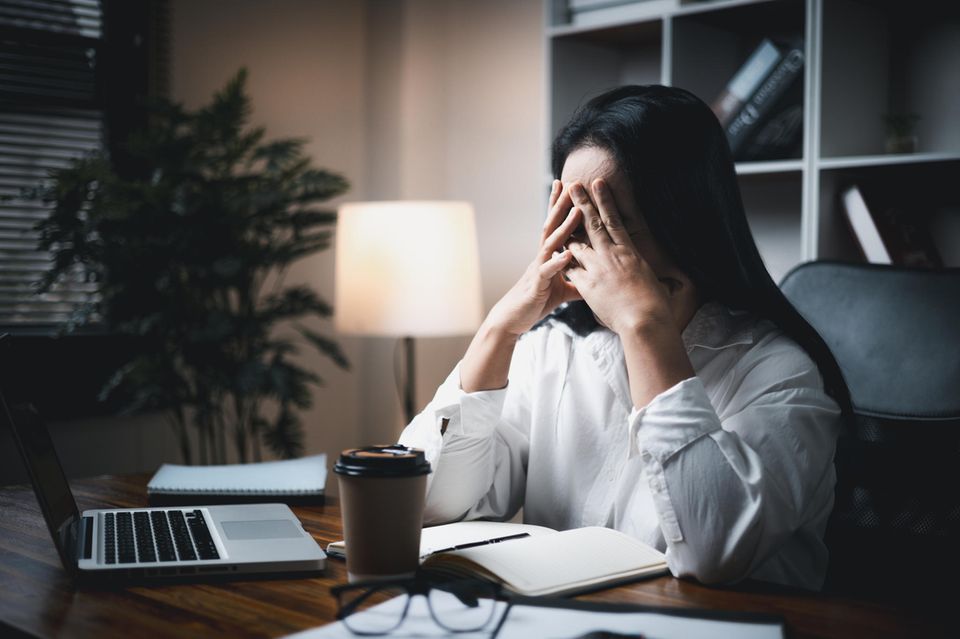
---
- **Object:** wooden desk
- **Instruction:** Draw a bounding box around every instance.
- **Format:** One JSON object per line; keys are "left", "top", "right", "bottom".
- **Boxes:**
{"left": 0, "top": 475, "right": 949, "bottom": 638}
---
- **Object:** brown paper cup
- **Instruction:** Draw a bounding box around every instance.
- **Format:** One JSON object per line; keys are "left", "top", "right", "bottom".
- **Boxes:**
{"left": 334, "top": 445, "right": 431, "bottom": 582}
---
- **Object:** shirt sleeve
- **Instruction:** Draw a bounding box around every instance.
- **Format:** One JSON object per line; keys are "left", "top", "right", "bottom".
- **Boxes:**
{"left": 397, "top": 337, "right": 535, "bottom": 525}
{"left": 627, "top": 338, "right": 842, "bottom": 586}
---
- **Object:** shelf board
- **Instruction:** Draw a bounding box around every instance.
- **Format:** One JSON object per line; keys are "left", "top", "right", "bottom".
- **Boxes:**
{"left": 675, "top": 0, "right": 784, "bottom": 19}
{"left": 818, "top": 151, "right": 960, "bottom": 170}
{"left": 735, "top": 159, "right": 804, "bottom": 175}
{"left": 548, "top": 0, "right": 786, "bottom": 36}
{"left": 547, "top": 15, "right": 662, "bottom": 42}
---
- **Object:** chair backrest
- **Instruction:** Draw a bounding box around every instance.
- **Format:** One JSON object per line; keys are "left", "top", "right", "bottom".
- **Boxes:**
{"left": 780, "top": 261, "right": 960, "bottom": 596}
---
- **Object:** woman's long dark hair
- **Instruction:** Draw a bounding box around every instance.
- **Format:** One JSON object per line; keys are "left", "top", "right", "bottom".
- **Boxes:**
{"left": 549, "top": 85, "right": 850, "bottom": 411}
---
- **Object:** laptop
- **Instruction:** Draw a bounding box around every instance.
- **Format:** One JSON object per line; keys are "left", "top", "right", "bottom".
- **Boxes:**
{"left": 1, "top": 380, "right": 326, "bottom": 582}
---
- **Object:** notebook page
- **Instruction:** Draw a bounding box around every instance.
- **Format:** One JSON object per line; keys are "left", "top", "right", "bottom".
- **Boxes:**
{"left": 419, "top": 521, "right": 555, "bottom": 557}
{"left": 445, "top": 526, "right": 667, "bottom": 596}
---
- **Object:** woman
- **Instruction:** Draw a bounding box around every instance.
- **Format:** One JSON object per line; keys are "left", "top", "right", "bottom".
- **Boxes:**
{"left": 399, "top": 85, "right": 849, "bottom": 590}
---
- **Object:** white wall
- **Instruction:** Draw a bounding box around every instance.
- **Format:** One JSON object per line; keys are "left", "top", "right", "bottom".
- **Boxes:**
{"left": 360, "top": 0, "right": 546, "bottom": 447}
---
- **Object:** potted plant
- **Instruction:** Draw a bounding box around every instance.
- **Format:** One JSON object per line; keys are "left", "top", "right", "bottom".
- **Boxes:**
{"left": 31, "top": 69, "right": 349, "bottom": 464}
{"left": 883, "top": 112, "right": 920, "bottom": 154}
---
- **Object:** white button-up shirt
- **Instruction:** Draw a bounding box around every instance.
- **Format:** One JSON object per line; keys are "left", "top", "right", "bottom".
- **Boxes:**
{"left": 399, "top": 302, "right": 842, "bottom": 590}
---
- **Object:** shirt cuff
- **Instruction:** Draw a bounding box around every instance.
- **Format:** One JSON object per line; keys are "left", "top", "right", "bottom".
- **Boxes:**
{"left": 429, "top": 361, "right": 509, "bottom": 439}
{"left": 629, "top": 375, "right": 720, "bottom": 465}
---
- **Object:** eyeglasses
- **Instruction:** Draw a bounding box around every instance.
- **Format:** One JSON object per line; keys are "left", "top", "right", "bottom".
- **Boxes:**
{"left": 331, "top": 576, "right": 506, "bottom": 636}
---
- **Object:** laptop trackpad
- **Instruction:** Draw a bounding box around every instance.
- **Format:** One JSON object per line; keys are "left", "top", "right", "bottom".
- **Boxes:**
{"left": 221, "top": 519, "right": 303, "bottom": 540}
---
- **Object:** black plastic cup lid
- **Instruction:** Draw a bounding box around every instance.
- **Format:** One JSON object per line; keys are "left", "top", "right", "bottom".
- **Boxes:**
{"left": 334, "top": 445, "right": 432, "bottom": 477}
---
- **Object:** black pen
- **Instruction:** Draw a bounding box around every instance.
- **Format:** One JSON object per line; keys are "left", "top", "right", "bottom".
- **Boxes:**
{"left": 428, "top": 532, "right": 531, "bottom": 556}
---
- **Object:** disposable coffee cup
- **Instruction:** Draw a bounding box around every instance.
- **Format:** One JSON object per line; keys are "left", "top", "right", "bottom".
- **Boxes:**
{"left": 334, "top": 445, "right": 431, "bottom": 582}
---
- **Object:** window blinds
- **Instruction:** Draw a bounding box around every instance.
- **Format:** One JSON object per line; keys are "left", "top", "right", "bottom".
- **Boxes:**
{"left": 0, "top": 0, "right": 102, "bottom": 328}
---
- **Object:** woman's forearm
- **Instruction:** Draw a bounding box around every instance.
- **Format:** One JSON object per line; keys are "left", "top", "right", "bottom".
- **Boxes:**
{"left": 459, "top": 320, "right": 520, "bottom": 393}
{"left": 620, "top": 318, "right": 695, "bottom": 409}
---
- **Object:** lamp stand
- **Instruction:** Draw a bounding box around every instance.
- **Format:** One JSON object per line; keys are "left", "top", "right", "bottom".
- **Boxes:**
{"left": 402, "top": 336, "right": 416, "bottom": 425}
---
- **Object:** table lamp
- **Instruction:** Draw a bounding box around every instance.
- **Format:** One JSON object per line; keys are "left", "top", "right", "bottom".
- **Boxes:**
{"left": 334, "top": 201, "right": 483, "bottom": 425}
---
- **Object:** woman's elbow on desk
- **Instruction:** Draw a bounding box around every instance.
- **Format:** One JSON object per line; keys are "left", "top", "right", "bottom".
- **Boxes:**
{"left": 666, "top": 542, "right": 754, "bottom": 586}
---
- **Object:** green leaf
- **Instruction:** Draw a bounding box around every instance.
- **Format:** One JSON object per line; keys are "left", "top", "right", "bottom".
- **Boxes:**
{"left": 284, "top": 209, "right": 337, "bottom": 230}
{"left": 252, "top": 138, "right": 307, "bottom": 171}
{"left": 292, "top": 169, "right": 349, "bottom": 203}
{"left": 298, "top": 326, "right": 350, "bottom": 370}
{"left": 259, "top": 286, "right": 334, "bottom": 321}
{"left": 265, "top": 356, "right": 320, "bottom": 407}
{"left": 262, "top": 406, "right": 304, "bottom": 459}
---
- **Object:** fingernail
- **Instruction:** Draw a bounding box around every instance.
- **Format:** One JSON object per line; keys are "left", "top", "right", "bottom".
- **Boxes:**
{"left": 571, "top": 184, "right": 585, "bottom": 200}
{"left": 551, "top": 180, "right": 560, "bottom": 193}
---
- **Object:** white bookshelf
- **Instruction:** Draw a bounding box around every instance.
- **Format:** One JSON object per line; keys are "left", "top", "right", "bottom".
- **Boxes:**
{"left": 817, "top": 151, "right": 960, "bottom": 171}
{"left": 736, "top": 159, "right": 804, "bottom": 174}
{"left": 546, "top": 0, "right": 960, "bottom": 282}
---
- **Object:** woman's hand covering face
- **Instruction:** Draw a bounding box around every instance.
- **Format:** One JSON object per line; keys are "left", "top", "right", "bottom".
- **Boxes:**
{"left": 559, "top": 146, "right": 699, "bottom": 334}
{"left": 562, "top": 178, "right": 676, "bottom": 334}
{"left": 482, "top": 179, "right": 584, "bottom": 337}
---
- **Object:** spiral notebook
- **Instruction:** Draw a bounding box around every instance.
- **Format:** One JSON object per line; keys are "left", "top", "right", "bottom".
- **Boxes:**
{"left": 147, "top": 454, "right": 327, "bottom": 506}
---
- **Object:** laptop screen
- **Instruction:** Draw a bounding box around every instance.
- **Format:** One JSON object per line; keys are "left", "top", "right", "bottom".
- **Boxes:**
{"left": 1, "top": 386, "right": 80, "bottom": 571}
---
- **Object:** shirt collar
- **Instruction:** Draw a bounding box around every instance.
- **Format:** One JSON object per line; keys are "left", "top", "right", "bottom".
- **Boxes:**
{"left": 547, "top": 301, "right": 756, "bottom": 352}
{"left": 570, "top": 302, "right": 755, "bottom": 413}
{"left": 681, "top": 302, "right": 756, "bottom": 352}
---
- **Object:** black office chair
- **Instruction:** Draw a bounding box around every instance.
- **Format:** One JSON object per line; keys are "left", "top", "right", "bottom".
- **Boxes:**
{"left": 780, "top": 261, "right": 960, "bottom": 598}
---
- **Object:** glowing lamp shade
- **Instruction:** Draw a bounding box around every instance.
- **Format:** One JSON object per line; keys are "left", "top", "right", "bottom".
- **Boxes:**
{"left": 334, "top": 201, "right": 482, "bottom": 338}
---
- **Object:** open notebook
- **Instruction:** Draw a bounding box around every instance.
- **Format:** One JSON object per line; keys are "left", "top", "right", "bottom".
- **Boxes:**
{"left": 329, "top": 521, "right": 668, "bottom": 597}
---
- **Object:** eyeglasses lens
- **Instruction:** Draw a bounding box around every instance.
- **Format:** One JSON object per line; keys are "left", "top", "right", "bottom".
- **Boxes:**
{"left": 427, "top": 581, "right": 499, "bottom": 632}
{"left": 338, "top": 584, "right": 409, "bottom": 635}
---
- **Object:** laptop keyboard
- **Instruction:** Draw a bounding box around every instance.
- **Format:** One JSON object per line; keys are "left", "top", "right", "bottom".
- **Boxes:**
{"left": 102, "top": 509, "right": 220, "bottom": 564}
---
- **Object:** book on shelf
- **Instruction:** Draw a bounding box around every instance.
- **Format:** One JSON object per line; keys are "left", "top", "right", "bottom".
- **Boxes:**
{"left": 737, "top": 76, "right": 804, "bottom": 161}
{"left": 146, "top": 453, "right": 327, "bottom": 506}
{"left": 841, "top": 184, "right": 943, "bottom": 268}
{"left": 328, "top": 521, "right": 668, "bottom": 597}
{"left": 710, "top": 38, "right": 782, "bottom": 128}
{"left": 725, "top": 45, "right": 805, "bottom": 159}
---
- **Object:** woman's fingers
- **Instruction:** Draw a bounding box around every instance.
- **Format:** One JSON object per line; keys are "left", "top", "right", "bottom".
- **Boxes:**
{"left": 539, "top": 251, "right": 581, "bottom": 302}
{"left": 569, "top": 182, "right": 612, "bottom": 249}
{"left": 591, "top": 178, "right": 632, "bottom": 246}
{"left": 565, "top": 239, "right": 594, "bottom": 270}
{"left": 548, "top": 179, "right": 560, "bottom": 210}
{"left": 540, "top": 181, "right": 574, "bottom": 244}
{"left": 540, "top": 206, "right": 582, "bottom": 259}
{"left": 539, "top": 247, "right": 574, "bottom": 280}
{"left": 562, "top": 251, "right": 585, "bottom": 292}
